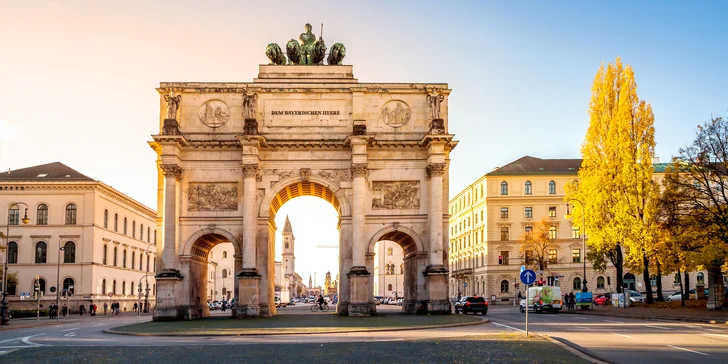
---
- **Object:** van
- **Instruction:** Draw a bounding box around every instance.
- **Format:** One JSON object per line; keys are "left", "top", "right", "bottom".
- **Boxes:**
{"left": 519, "top": 286, "right": 563, "bottom": 313}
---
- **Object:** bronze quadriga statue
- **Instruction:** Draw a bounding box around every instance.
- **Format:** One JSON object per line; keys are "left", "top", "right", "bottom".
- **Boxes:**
{"left": 267, "top": 23, "right": 346, "bottom": 66}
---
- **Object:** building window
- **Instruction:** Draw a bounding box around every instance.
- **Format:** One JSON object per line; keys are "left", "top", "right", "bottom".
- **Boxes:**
{"left": 65, "top": 204, "right": 77, "bottom": 225}
{"left": 548, "top": 206, "right": 556, "bottom": 217}
{"left": 525, "top": 226, "right": 533, "bottom": 236}
{"left": 650, "top": 274, "right": 657, "bottom": 287}
{"left": 132, "top": 221, "right": 136, "bottom": 238}
{"left": 122, "top": 281, "right": 126, "bottom": 296}
{"left": 63, "top": 278, "right": 75, "bottom": 294}
{"left": 131, "top": 252, "right": 136, "bottom": 270}
{"left": 572, "top": 228, "right": 580, "bottom": 239}
{"left": 525, "top": 181, "right": 532, "bottom": 195}
{"left": 102, "top": 279, "right": 106, "bottom": 295}
{"left": 8, "top": 206, "right": 19, "bottom": 225}
{"left": 113, "top": 247, "right": 118, "bottom": 266}
{"left": 548, "top": 226, "right": 557, "bottom": 240}
{"left": 37, "top": 204, "right": 48, "bottom": 225}
{"left": 114, "top": 213, "right": 118, "bottom": 231}
{"left": 7, "top": 242, "right": 18, "bottom": 264}
{"left": 154, "top": 230, "right": 157, "bottom": 244}
{"left": 63, "top": 241, "right": 76, "bottom": 263}
{"left": 500, "top": 280, "right": 509, "bottom": 293}
{"left": 500, "top": 207, "right": 508, "bottom": 218}
{"left": 35, "top": 241, "right": 47, "bottom": 263}
{"left": 400, "top": 263, "right": 404, "bottom": 274}
{"left": 146, "top": 256, "right": 150, "bottom": 272}
{"left": 597, "top": 276, "right": 605, "bottom": 289}
{"left": 147, "top": 227, "right": 150, "bottom": 243}
{"left": 113, "top": 280, "right": 117, "bottom": 294}
{"left": 387, "top": 247, "right": 393, "bottom": 256}
{"left": 500, "top": 227, "right": 509, "bottom": 241}
{"left": 131, "top": 282, "right": 135, "bottom": 296}
{"left": 548, "top": 249, "right": 557, "bottom": 263}
{"left": 139, "top": 254, "right": 144, "bottom": 271}
{"left": 388, "top": 284, "right": 393, "bottom": 291}
{"left": 222, "top": 269, "right": 228, "bottom": 278}
{"left": 500, "top": 251, "right": 509, "bottom": 265}
{"left": 673, "top": 273, "right": 681, "bottom": 285}
{"left": 104, "top": 209, "right": 108, "bottom": 229}
{"left": 697, "top": 272, "right": 705, "bottom": 285}
{"left": 140, "top": 224, "right": 144, "bottom": 240}
{"left": 525, "top": 207, "right": 532, "bottom": 218}
{"left": 123, "top": 218, "right": 127, "bottom": 235}
{"left": 572, "top": 249, "right": 581, "bottom": 263}
{"left": 500, "top": 181, "right": 508, "bottom": 195}
{"left": 573, "top": 277, "right": 582, "bottom": 290}
{"left": 223, "top": 251, "right": 228, "bottom": 259}
{"left": 549, "top": 180, "right": 556, "bottom": 194}
{"left": 123, "top": 249, "right": 127, "bottom": 268}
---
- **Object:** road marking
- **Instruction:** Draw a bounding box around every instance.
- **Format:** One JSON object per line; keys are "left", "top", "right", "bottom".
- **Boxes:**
{"left": 21, "top": 334, "right": 45, "bottom": 346}
{"left": 373, "top": 338, "right": 405, "bottom": 342}
{"left": 60, "top": 328, "right": 79, "bottom": 332}
{"left": 611, "top": 333, "right": 635, "bottom": 339}
{"left": 702, "top": 333, "right": 728, "bottom": 339}
{"left": 63, "top": 332, "right": 76, "bottom": 337}
{"left": 603, "top": 320, "right": 624, "bottom": 324}
{"left": 645, "top": 325, "right": 671, "bottom": 330}
{"left": 666, "top": 344, "right": 709, "bottom": 356}
{"left": 0, "top": 338, "right": 20, "bottom": 344}
{"left": 17, "top": 328, "right": 40, "bottom": 333}
{"left": 574, "top": 326, "right": 593, "bottom": 331}
{"left": 491, "top": 321, "right": 526, "bottom": 334}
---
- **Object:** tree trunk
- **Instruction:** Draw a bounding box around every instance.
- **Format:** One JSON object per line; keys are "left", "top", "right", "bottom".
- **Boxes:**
{"left": 684, "top": 271, "right": 690, "bottom": 301}
{"left": 678, "top": 267, "right": 685, "bottom": 307}
{"left": 609, "top": 243, "right": 624, "bottom": 293}
{"left": 707, "top": 265, "right": 725, "bottom": 310}
{"left": 655, "top": 260, "right": 664, "bottom": 302}
{"left": 642, "top": 253, "right": 654, "bottom": 304}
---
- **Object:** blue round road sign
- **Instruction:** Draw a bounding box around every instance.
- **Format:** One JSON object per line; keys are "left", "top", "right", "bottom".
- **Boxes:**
{"left": 520, "top": 269, "right": 536, "bottom": 285}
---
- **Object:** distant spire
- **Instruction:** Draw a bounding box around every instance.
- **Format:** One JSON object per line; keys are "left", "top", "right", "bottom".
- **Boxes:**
{"left": 283, "top": 215, "right": 293, "bottom": 233}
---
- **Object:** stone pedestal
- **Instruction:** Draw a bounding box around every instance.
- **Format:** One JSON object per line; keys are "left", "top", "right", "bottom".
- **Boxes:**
{"left": 347, "top": 267, "right": 373, "bottom": 316}
{"left": 162, "top": 118, "right": 180, "bottom": 135}
{"left": 424, "top": 265, "right": 451, "bottom": 314}
{"left": 153, "top": 271, "right": 186, "bottom": 321}
{"left": 233, "top": 270, "right": 261, "bottom": 318}
{"left": 244, "top": 118, "right": 258, "bottom": 135}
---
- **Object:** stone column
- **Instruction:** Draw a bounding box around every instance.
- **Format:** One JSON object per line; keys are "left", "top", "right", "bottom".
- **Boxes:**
{"left": 351, "top": 163, "right": 368, "bottom": 270}
{"left": 235, "top": 163, "right": 261, "bottom": 318}
{"left": 426, "top": 163, "right": 446, "bottom": 268}
{"left": 159, "top": 163, "right": 182, "bottom": 273}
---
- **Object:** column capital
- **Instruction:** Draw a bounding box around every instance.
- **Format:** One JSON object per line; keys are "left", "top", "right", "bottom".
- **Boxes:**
{"left": 351, "top": 163, "right": 368, "bottom": 178}
{"left": 242, "top": 164, "right": 259, "bottom": 178}
{"left": 426, "top": 163, "right": 446, "bottom": 179}
{"left": 159, "top": 164, "right": 183, "bottom": 179}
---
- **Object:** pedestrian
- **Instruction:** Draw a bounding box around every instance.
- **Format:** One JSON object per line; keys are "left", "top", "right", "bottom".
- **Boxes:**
{"left": 133, "top": 302, "right": 138, "bottom": 312}
{"left": 518, "top": 291, "right": 523, "bottom": 301}
{"left": 568, "top": 292, "right": 575, "bottom": 311}
{"left": 62, "top": 304, "right": 68, "bottom": 318}
{"left": 79, "top": 304, "right": 85, "bottom": 315}
{"left": 564, "top": 294, "right": 569, "bottom": 309}
{"left": 103, "top": 302, "right": 108, "bottom": 315}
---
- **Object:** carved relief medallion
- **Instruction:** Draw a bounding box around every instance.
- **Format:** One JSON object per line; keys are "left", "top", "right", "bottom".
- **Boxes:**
{"left": 381, "top": 100, "right": 411, "bottom": 128}
{"left": 198, "top": 99, "right": 230, "bottom": 128}
{"left": 372, "top": 181, "right": 420, "bottom": 209}
{"left": 188, "top": 183, "right": 238, "bottom": 211}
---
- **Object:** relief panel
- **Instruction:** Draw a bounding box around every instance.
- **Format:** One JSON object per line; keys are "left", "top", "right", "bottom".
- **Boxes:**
{"left": 188, "top": 183, "right": 238, "bottom": 211}
{"left": 371, "top": 181, "right": 420, "bottom": 209}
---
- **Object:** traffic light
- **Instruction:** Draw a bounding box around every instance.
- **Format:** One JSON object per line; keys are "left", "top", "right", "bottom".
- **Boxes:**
{"left": 498, "top": 255, "right": 503, "bottom": 265}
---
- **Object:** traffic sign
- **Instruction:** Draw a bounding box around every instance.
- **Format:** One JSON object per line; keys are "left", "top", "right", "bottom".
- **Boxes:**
{"left": 520, "top": 270, "right": 536, "bottom": 285}
{"left": 463, "top": 282, "right": 468, "bottom": 287}
{"left": 520, "top": 265, "right": 525, "bottom": 273}
{"left": 50, "top": 286, "right": 56, "bottom": 293}
{"left": 108, "top": 292, "right": 114, "bottom": 298}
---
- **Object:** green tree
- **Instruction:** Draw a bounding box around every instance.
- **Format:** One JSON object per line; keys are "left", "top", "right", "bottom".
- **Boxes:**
{"left": 566, "top": 57, "right": 658, "bottom": 302}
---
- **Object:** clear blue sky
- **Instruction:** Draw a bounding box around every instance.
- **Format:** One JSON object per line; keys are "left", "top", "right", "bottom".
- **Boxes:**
{"left": 2, "top": 0, "right": 727, "bottom": 282}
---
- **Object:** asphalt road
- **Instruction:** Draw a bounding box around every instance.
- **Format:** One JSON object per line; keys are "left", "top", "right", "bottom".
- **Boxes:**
{"left": 485, "top": 305, "right": 728, "bottom": 364}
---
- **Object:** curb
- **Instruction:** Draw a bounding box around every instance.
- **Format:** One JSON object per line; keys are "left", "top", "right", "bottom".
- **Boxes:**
{"left": 104, "top": 317, "right": 488, "bottom": 337}
{"left": 539, "top": 334, "right": 611, "bottom": 364}
{"left": 560, "top": 310, "right": 728, "bottom": 324}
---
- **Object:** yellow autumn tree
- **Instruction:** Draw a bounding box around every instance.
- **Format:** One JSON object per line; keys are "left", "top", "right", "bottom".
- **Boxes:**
{"left": 565, "top": 57, "right": 658, "bottom": 302}
{"left": 519, "top": 218, "right": 560, "bottom": 271}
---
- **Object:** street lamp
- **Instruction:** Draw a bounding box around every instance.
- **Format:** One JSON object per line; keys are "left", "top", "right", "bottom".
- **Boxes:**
{"left": 1, "top": 202, "right": 30, "bottom": 325}
{"left": 56, "top": 245, "right": 65, "bottom": 322}
{"left": 566, "top": 199, "right": 588, "bottom": 293}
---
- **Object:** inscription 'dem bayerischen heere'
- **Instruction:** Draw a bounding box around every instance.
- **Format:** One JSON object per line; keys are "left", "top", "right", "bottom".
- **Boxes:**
{"left": 271, "top": 110, "right": 341, "bottom": 116}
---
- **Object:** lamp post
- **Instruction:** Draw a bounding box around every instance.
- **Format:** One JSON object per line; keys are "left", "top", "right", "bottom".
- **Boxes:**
{"left": 2, "top": 202, "right": 30, "bottom": 325}
{"left": 143, "top": 243, "right": 153, "bottom": 313}
{"left": 56, "top": 245, "right": 65, "bottom": 322}
{"left": 566, "top": 199, "right": 588, "bottom": 292}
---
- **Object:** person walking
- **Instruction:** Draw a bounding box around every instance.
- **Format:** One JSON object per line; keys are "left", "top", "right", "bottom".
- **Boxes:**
{"left": 133, "top": 302, "right": 138, "bottom": 312}
{"left": 103, "top": 302, "right": 108, "bottom": 315}
{"left": 61, "top": 304, "right": 68, "bottom": 318}
{"left": 568, "top": 292, "right": 576, "bottom": 311}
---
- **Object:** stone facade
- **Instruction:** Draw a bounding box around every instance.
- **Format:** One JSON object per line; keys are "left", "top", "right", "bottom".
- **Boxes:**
{"left": 373, "top": 241, "right": 404, "bottom": 299}
{"left": 150, "top": 65, "right": 457, "bottom": 320}
{"left": 0, "top": 162, "right": 157, "bottom": 313}
{"left": 448, "top": 156, "right": 712, "bottom": 304}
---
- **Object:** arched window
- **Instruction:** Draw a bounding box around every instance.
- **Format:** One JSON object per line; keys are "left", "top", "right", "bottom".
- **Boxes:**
{"left": 113, "top": 247, "right": 118, "bottom": 266}
{"left": 104, "top": 209, "right": 108, "bottom": 228}
{"left": 222, "top": 269, "right": 228, "bottom": 278}
{"left": 549, "top": 181, "right": 556, "bottom": 195}
{"left": 387, "top": 247, "right": 393, "bottom": 256}
{"left": 37, "top": 204, "right": 48, "bottom": 225}
{"left": 35, "top": 241, "right": 47, "bottom": 263}
{"left": 63, "top": 241, "right": 76, "bottom": 263}
{"left": 500, "top": 280, "right": 509, "bottom": 293}
{"left": 34, "top": 277, "right": 46, "bottom": 295}
{"left": 147, "top": 227, "right": 150, "bottom": 243}
{"left": 114, "top": 213, "right": 118, "bottom": 231}
{"left": 132, "top": 221, "right": 136, "bottom": 238}
{"left": 573, "top": 277, "right": 582, "bottom": 290}
{"left": 113, "top": 280, "right": 117, "bottom": 294}
{"left": 223, "top": 251, "right": 228, "bottom": 259}
{"left": 597, "top": 276, "right": 605, "bottom": 289}
{"left": 131, "top": 252, "right": 136, "bottom": 270}
{"left": 7, "top": 242, "right": 18, "bottom": 264}
{"left": 123, "top": 217, "right": 127, "bottom": 235}
{"left": 122, "top": 281, "right": 126, "bottom": 296}
{"left": 123, "top": 249, "right": 127, "bottom": 268}
{"left": 63, "top": 278, "right": 74, "bottom": 294}
{"left": 400, "top": 263, "right": 404, "bottom": 274}
{"left": 65, "top": 204, "right": 77, "bottom": 225}
{"left": 525, "top": 181, "right": 532, "bottom": 195}
{"left": 102, "top": 279, "right": 106, "bottom": 295}
{"left": 103, "top": 245, "right": 108, "bottom": 265}
{"left": 697, "top": 272, "right": 705, "bottom": 284}
{"left": 222, "top": 287, "right": 227, "bottom": 296}
{"left": 388, "top": 284, "right": 393, "bottom": 291}
{"left": 500, "top": 181, "right": 508, "bottom": 195}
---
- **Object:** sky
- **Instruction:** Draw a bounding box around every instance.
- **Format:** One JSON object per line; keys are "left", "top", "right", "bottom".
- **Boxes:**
{"left": 2, "top": 1, "right": 728, "bottom": 283}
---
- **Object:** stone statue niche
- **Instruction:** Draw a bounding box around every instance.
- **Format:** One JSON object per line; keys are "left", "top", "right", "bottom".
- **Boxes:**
{"left": 427, "top": 92, "right": 446, "bottom": 134}
{"left": 162, "top": 94, "right": 182, "bottom": 135}
{"left": 265, "top": 23, "right": 346, "bottom": 66}
{"left": 242, "top": 89, "right": 259, "bottom": 135}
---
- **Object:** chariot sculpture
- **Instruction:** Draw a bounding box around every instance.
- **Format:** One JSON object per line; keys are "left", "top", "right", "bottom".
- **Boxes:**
{"left": 266, "top": 24, "right": 346, "bottom": 66}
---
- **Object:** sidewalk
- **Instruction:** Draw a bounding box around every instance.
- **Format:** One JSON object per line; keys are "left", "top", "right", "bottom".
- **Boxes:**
{"left": 562, "top": 305, "right": 728, "bottom": 324}
{"left": 0, "top": 312, "right": 151, "bottom": 331}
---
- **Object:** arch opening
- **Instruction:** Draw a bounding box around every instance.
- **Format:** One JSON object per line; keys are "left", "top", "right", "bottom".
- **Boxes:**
{"left": 269, "top": 181, "right": 342, "bottom": 221}
{"left": 184, "top": 231, "right": 239, "bottom": 318}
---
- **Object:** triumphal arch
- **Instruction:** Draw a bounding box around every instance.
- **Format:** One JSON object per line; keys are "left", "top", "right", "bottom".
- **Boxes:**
{"left": 149, "top": 25, "right": 457, "bottom": 320}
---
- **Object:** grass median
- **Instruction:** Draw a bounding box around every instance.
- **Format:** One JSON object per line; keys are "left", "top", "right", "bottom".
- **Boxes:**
{"left": 111, "top": 312, "right": 484, "bottom": 335}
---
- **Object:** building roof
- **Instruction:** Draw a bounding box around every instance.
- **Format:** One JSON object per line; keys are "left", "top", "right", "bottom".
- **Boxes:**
{"left": 0, "top": 162, "right": 95, "bottom": 182}
{"left": 283, "top": 215, "right": 293, "bottom": 234}
{"left": 486, "top": 156, "right": 582, "bottom": 176}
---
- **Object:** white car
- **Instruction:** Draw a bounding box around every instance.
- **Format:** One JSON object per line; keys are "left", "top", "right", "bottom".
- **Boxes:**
{"left": 625, "top": 290, "right": 644, "bottom": 303}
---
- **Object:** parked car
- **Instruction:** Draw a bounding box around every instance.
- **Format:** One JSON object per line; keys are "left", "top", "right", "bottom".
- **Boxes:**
{"left": 666, "top": 288, "right": 709, "bottom": 301}
{"left": 397, "top": 298, "right": 404, "bottom": 306}
{"left": 374, "top": 296, "right": 382, "bottom": 305}
{"left": 594, "top": 293, "right": 611, "bottom": 306}
{"left": 388, "top": 298, "right": 398, "bottom": 305}
{"left": 454, "top": 296, "right": 488, "bottom": 315}
{"left": 625, "top": 290, "right": 644, "bottom": 303}
{"left": 520, "top": 286, "right": 563, "bottom": 313}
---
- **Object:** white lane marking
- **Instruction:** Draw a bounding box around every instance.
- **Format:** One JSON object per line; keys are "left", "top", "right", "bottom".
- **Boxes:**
{"left": 611, "top": 333, "right": 635, "bottom": 339}
{"left": 63, "top": 332, "right": 76, "bottom": 337}
{"left": 373, "top": 338, "right": 405, "bottom": 342}
{"left": 603, "top": 320, "right": 624, "bottom": 324}
{"left": 491, "top": 321, "right": 527, "bottom": 334}
{"left": 702, "top": 333, "right": 728, "bottom": 339}
{"left": 60, "top": 328, "right": 79, "bottom": 332}
{"left": 21, "top": 334, "right": 45, "bottom": 346}
{"left": 666, "top": 344, "right": 709, "bottom": 356}
{"left": 645, "top": 325, "right": 671, "bottom": 330}
{"left": 0, "top": 338, "right": 20, "bottom": 344}
{"left": 574, "top": 326, "right": 593, "bottom": 331}
{"left": 0, "top": 346, "right": 33, "bottom": 349}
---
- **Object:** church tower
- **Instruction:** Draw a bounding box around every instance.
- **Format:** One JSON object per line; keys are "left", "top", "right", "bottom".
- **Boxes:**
{"left": 282, "top": 215, "right": 295, "bottom": 292}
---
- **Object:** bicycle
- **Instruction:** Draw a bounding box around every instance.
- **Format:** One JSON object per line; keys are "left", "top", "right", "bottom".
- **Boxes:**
{"left": 310, "top": 303, "right": 329, "bottom": 312}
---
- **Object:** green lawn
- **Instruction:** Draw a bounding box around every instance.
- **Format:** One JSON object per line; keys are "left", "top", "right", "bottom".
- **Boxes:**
{"left": 112, "top": 312, "right": 483, "bottom": 335}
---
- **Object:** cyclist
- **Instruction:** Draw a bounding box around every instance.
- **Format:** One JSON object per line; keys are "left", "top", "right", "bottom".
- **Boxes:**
{"left": 317, "top": 295, "right": 325, "bottom": 310}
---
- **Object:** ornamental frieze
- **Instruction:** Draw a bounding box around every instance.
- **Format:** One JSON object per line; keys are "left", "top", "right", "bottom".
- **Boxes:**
{"left": 317, "top": 169, "right": 351, "bottom": 182}
{"left": 372, "top": 181, "right": 420, "bottom": 209}
{"left": 188, "top": 183, "right": 238, "bottom": 211}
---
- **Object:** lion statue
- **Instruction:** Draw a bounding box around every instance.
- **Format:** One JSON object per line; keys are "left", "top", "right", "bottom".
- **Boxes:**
{"left": 286, "top": 39, "right": 302, "bottom": 65}
{"left": 327, "top": 43, "right": 346, "bottom": 65}
{"left": 311, "top": 38, "right": 327, "bottom": 65}
{"left": 265, "top": 43, "right": 285, "bottom": 65}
